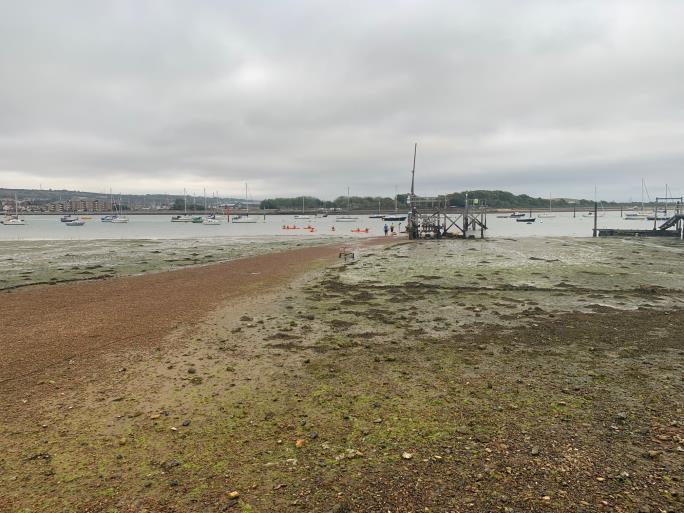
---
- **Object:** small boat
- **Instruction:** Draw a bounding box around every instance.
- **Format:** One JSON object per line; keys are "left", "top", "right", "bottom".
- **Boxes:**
{"left": 382, "top": 214, "right": 406, "bottom": 222}
{"left": 171, "top": 215, "right": 193, "bottom": 222}
{"left": 351, "top": 228, "right": 369, "bottom": 233}
{"left": 294, "top": 215, "right": 311, "bottom": 220}
{"left": 624, "top": 211, "right": 648, "bottom": 220}
{"left": 80, "top": 215, "right": 92, "bottom": 220}
{"left": 282, "top": 225, "right": 299, "bottom": 230}
{"left": 60, "top": 214, "right": 79, "bottom": 222}
{"left": 509, "top": 212, "right": 526, "bottom": 218}
{"left": 202, "top": 217, "right": 221, "bottom": 225}
{"left": 2, "top": 216, "right": 26, "bottom": 226}
{"left": 101, "top": 215, "right": 114, "bottom": 222}
{"left": 336, "top": 216, "right": 359, "bottom": 222}
{"left": 516, "top": 217, "right": 536, "bottom": 223}
{"left": 191, "top": 216, "right": 205, "bottom": 223}
{"left": 110, "top": 215, "right": 129, "bottom": 223}
{"left": 65, "top": 219, "right": 85, "bottom": 226}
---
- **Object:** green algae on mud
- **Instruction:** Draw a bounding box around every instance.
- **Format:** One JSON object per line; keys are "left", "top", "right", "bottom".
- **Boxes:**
{"left": 0, "top": 236, "right": 345, "bottom": 290}
{"left": 2, "top": 237, "right": 683, "bottom": 513}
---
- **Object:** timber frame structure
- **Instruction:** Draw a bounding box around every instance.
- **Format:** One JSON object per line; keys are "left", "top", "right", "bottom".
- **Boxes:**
{"left": 406, "top": 144, "right": 488, "bottom": 239}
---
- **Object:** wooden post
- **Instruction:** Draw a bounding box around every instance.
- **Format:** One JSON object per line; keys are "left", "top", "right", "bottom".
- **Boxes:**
{"left": 573, "top": 205, "right": 576, "bottom": 218}
{"left": 592, "top": 201, "right": 598, "bottom": 237}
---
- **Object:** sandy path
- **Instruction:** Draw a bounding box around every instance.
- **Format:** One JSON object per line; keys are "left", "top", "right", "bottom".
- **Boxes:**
{"left": 0, "top": 238, "right": 392, "bottom": 392}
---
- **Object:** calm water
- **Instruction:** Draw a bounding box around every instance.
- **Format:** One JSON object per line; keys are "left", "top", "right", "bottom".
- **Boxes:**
{"left": 0, "top": 212, "right": 664, "bottom": 241}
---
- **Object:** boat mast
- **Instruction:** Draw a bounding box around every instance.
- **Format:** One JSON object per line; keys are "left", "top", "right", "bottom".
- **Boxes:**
{"left": 410, "top": 143, "right": 417, "bottom": 202}
{"left": 184, "top": 188, "right": 187, "bottom": 215}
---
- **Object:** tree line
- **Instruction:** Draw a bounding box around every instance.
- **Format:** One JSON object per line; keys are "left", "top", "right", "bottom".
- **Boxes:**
{"left": 259, "top": 190, "right": 616, "bottom": 210}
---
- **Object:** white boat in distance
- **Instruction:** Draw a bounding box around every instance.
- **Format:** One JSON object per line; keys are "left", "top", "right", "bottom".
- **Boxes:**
{"left": 232, "top": 183, "right": 261, "bottom": 223}
{"left": 66, "top": 219, "right": 86, "bottom": 226}
{"left": 335, "top": 216, "right": 359, "bottom": 222}
{"left": 3, "top": 194, "right": 26, "bottom": 225}
{"left": 294, "top": 215, "right": 311, "bottom": 220}
{"left": 171, "top": 215, "right": 193, "bottom": 222}
{"left": 232, "top": 215, "right": 259, "bottom": 223}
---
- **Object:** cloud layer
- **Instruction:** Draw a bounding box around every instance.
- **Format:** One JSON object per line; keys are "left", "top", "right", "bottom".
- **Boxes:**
{"left": 1, "top": 1, "right": 683, "bottom": 200}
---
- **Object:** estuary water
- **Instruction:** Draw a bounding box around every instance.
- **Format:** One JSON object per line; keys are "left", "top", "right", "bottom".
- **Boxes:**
{"left": 0, "top": 211, "right": 664, "bottom": 241}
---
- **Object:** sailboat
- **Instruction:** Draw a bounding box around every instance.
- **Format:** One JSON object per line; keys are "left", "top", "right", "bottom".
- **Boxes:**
{"left": 111, "top": 194, "right": 129, "bottom": 223}
{"left": 583, "top": 186, "right": 605, "bottom": 217}
{"left": 369, "top": 200, "right": 384, "bottom": 219}
{"left": 537, "top": 194, "right": 556, "bottom": 218}
{"left": 336, "top": 187, "right": 359, "bottom": 222}
{"left": 203, "top": 193, "right": 222, "bottom": 224}
{"left": 382, "top": 191, "right": 406, "bottom": 221}
{"left": 171, "top": 189, "right": 193, "bottom": 222}
{"left": 2, "top": 193, "right": 26, "bottom": 225}
{"left": 294, "top": 197, "right": 311, "bottom": 220}
{"left": 625, "top": 179, "right": 649, "bottom": 220}
{"left": 233, "top": 183, "right": 259, "bottom": 223}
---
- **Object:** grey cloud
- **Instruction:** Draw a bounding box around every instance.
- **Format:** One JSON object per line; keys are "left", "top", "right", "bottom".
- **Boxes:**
{"left": 1, "top": 0, "right": 683, "bottom": 200}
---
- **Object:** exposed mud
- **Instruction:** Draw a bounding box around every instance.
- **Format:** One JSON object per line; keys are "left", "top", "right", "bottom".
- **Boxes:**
{"left": 1, "top": 237, "right": 682, "bottom": 513}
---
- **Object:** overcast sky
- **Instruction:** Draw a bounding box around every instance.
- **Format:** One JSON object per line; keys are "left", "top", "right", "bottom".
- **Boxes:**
{"left": 1, "top": 1, "right": 683, "bottom": 201}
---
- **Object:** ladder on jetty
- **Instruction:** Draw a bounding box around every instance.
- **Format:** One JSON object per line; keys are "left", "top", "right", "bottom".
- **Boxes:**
{"left": 658, "top": 213, "right": 684, "bottom": 231}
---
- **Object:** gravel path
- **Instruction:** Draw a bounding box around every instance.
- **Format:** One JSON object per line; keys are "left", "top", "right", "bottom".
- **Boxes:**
{"left": 0, "top": 239, "right": 390, "bottom": 394}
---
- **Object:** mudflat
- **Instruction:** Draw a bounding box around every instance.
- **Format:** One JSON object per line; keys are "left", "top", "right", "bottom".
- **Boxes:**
{"left": 1, "top": 237, "right": 682, "bottom": 513}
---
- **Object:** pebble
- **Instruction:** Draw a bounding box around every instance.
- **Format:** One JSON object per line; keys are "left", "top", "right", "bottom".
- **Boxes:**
{"left": 401, "top": 452, "right": 414, "bottom": 460}
{"left": 531, "top": 446, "right": 540, "bottom": 456}
{"left": 182, "top": 419, "right": 191, "bottom": 427}
{"left": 228, "top": 491, "right": 240, "bottom": 499}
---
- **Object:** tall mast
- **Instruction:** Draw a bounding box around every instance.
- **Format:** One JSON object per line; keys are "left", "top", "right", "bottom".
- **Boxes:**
{"left": 184, "top": 188, "right": 187, "bottom": 215}
{"left": 410, "top": 142, "right": 417, "bottom": 201}
{"left": 347, "top": 186, "right": 350, "bottom": 210}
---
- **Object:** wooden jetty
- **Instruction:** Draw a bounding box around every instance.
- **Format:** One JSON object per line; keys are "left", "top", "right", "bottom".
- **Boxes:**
{"left": 405, "top": 144, "right": 487, "bottom": 240}
{"left": 597, "top": 212, "right": 684, "bottom": 240}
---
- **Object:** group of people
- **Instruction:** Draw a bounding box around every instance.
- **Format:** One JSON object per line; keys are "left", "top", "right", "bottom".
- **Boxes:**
{"left": 383, "top": 223, "right": 401, "bottom": 236}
